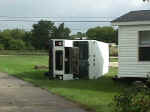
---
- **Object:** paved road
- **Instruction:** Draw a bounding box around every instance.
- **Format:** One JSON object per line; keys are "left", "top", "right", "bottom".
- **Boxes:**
{"left": 0, "top": 72, "right": 88, "bottom": 112}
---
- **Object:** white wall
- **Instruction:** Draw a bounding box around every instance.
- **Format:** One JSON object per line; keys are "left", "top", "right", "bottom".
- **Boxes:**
{"left": 119, "top": 25, "right": 150, "bottom": 78}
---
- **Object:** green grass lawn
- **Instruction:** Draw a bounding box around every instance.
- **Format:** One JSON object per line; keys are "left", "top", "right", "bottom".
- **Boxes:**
{"left": 0, "top": 56, "right": 126, "bottom": 112}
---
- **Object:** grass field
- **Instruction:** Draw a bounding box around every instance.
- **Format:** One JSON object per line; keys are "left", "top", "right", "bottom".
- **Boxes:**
{"left": 0, "top": 56, "right": 127, "bottom": 112}
{"left": 0, "top": 50, "right": 48, "bottom": 55}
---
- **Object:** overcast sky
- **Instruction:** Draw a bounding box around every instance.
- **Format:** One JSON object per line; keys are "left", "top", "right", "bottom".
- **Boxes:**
{"left": 0, "top": 0, "right": 149, "bottom": 34}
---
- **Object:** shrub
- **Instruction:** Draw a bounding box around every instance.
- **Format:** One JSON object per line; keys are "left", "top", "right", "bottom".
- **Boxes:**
{"left": 111, "top": 83, "right": 150, "bottom": 112}
{"left": 0, "top": 44, "right": 4, "bottom": 50}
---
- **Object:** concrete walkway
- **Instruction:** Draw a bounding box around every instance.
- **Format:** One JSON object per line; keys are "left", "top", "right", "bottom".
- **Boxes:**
{"left": 0, "top": 72, "right": 88, "bottom": 112}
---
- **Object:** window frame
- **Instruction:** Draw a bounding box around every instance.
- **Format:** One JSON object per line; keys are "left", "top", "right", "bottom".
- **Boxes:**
{"left": 138, "top": 30, "right": 150, "bottom": 62}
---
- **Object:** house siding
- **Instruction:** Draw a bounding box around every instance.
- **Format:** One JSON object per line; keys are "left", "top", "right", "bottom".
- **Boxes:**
{"left": 118, "top": 25, "right": 150, "bottom": 78}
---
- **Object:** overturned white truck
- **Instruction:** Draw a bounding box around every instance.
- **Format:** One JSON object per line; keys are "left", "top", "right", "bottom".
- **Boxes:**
{"left": 48, "top": 39, "right": 109, "bottom": 80}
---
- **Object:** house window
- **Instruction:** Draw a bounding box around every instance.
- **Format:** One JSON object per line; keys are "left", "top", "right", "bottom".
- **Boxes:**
{"left": 139, "top": 31, "right": 150, "bottom": 61}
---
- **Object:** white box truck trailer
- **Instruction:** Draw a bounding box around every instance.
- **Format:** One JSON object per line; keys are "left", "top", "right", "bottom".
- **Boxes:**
{"left": 48, "top": 39, "right": 109, "bottom": 80}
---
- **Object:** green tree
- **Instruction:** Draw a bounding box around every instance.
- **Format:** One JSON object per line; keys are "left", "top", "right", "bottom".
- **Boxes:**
{"left": 77, "top": 32, "right": 86, "bottom": 38}
{"left": 7, "top": 39, "right": 26, "bottom": 50}
{"left": 52, "top": 23, "right": 71, "bottom": 39}
{"left": 10, "top": 29, "right": 25, "bottom": 40}
{"left": 71, "top": 32, "right": 86, "bottom": 39}
{"left": 0, "top": 29, "right": 16, "bottom": 49}
{"left": 0, "top": 44, "right": 4, "bottom": 50}
{"left": 32, "top": 20, "right": 55, "bottom": 49}
{"left": 0, "top": 29, "right": 33, "bottom": 50}
{"left": 23, "top": 31, "right": 35, "bottom": 49}
{"left": 86, "top": 26, "right": 118, "bottom": 44}
{"left": 0, "top": 21, "right": 71, "bottom": 50}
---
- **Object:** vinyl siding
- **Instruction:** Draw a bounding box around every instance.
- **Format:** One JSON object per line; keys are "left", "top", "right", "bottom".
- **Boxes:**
{"left": 118, "top": 25, "right": 150, "bottom": 78}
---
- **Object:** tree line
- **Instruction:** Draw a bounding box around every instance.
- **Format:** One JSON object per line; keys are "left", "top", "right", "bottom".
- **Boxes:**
{"left": 0, "top": 20, "right": 71, "bottom": 50}
{"left": 72, "top": 26, "right": 118, "bottom": 44}
{"left": 0, "top": 20, "right": 118, "bottom": 50}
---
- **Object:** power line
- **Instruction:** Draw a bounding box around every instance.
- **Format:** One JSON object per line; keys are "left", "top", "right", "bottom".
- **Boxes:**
{"left": 0, "top": 16, "right": 115, "bottom": 19}
{"left": 0, "top": 19, "right": 111, "bottom": 22}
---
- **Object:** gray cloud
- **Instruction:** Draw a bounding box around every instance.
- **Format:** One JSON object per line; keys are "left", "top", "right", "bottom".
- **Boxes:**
{"left": 0, "top": 0, "right": 149, "bottom": 33}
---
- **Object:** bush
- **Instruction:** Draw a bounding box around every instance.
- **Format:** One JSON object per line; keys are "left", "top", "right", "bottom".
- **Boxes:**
{"left": 0, "top": 44, "right": 4, "bottom": 50}
{"left": 111, "top": 83, "right": 150, "bottom": 112}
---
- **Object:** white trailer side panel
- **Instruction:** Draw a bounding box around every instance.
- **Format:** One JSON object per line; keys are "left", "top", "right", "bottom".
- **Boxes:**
{"left": 88, "top": 40, "right": 109, "bottom": 79}
{"left": 97, "top": 41, "right": 109, "bottom": 75}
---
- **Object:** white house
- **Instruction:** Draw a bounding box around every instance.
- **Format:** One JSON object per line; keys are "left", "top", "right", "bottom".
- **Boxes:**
{"left": 112, "top": 10, "right": 150, "bottom": 78}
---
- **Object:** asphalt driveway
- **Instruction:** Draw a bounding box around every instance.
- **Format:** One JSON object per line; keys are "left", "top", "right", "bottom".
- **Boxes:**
{"left": 0, "top": 72, "right": 88, "bottom": 112}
